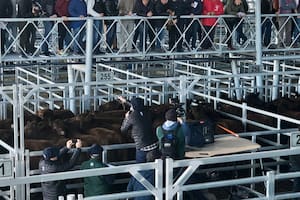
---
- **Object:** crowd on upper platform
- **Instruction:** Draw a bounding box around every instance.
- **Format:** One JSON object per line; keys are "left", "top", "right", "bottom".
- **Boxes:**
{"left": 0, "top": 0, "right": 300, "bottom": 57}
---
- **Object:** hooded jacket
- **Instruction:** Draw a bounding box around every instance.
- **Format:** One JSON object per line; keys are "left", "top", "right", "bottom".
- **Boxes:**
{"left": 156, "top": 120, "right": 185, "bottom": 159}
{"left": 121, "top": 108, "right": 157, "bottom": 150}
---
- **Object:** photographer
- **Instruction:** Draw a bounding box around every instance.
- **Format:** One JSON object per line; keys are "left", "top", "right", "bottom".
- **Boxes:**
{"left": 119, "top": 96, "right": 159, "bottom": 163}
{"left": 39, "top": 139, "right": 82, "bottom": 200}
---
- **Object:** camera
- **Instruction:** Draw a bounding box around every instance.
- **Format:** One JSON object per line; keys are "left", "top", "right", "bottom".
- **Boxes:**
{"left": 72, "top": 139, "right": 77, "bottom": 145}
{"left": 169, "top": 97, "right": 185, "bottom": 118}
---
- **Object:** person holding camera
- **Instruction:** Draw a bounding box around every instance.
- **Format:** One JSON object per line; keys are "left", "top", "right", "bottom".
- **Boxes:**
{"left": 119, "top": 96, "right": 159, "bottom": 163}
{"left": 39, "top": 139, "right": 82, "bottom": 200}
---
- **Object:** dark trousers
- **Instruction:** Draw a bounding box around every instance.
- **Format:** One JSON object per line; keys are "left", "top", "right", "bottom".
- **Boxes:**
{"left": 186, "top": 19, "right": 201, "bottom": 48}
{"left": 168, "top": 18, "right": 184, "bottom": 51}
{"left": 201, "top": 26, "right": 216, "bottom": 49}
{"left": 262, "top": 17, "right": 272, "bottom": 46}
{"left": 236, "top": 21, "right": 247, "bottom": 44}
{"left": 58, "top": 22, "right": 71, "bottom": 50}
{"left": 225, "top": 18, "right": 246, "bottom": 47}
{"left": 105, "top": 22, "right": 116, "bottom": 49}
{"left": 19, "top": 22, "right": 36, "bottom": 53}
{"left": 1, "top": 29, "right": 5, "bottom": 53}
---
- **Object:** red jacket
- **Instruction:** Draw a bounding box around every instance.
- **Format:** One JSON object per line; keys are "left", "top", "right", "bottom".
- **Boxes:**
{"left": 201, "top": 0, "right": 224, "bottom": 27}
{"left": 55, "top": 0, "right": 69, "bottom": 17}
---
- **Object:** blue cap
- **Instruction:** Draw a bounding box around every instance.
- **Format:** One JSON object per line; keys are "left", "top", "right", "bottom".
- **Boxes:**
{"left": 130, "top": 97, "right": 144, "bottom": 111}
{"left": 88, "top": 144, "right": 103, "bottom": 155}
{"left": 43, "top": 147, "right": 59, "bottom": 160}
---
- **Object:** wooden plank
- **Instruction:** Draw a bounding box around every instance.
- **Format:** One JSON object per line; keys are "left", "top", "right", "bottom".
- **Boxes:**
{"left": 185, "top": 136, "right": 261, "bottom": 158}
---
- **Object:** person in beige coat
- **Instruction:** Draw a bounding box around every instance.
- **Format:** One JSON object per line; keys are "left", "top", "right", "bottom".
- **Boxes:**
{"left": 117, "top": 0, "right": 136, "bottom": 52}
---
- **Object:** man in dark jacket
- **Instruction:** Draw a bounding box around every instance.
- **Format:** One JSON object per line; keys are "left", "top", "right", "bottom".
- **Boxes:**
{"left": 0, "top": 0, "right": 13, "bottom": 54}
{"left": 81, "top": 144, "right": 113, "bottom": 197}
{"left": 39, "top": 139, "right": 82, "bottom": 200}
{"left": 119, "top": 96, "right": 159, "bottom": 163}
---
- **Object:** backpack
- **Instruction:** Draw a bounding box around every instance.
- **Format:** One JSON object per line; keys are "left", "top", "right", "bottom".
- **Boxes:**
{"left": 159, "top": 125, "right": 180, "bottom": 159}
{"left": 185, "top": 120, "right": 215, "bottom": 148}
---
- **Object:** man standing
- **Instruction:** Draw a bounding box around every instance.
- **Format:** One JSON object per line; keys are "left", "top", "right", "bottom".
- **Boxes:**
{"left": 68, "top": 0, "right": 87, "bottom": 54}
{"left": 39, "top": 0, "right": 57, "bottom": 56}
{"left": 86, "top": 0, "right": 105, "bottom": 54}
{"left": 117, "top": 0, "right": 136, "bottom": 52}
{"left": 119, "top": 96, "right": 159, "bottom": 163}
{"left": 39, "top": 139, "right": 82, "bottom": 200}
{"left": 81, "top": 144, "right": 114, "bottom": 197}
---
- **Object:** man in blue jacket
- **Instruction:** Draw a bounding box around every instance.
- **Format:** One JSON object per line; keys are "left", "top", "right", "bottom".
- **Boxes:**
{"left": 68, "top": 0, "right": 87, "bottom": 54}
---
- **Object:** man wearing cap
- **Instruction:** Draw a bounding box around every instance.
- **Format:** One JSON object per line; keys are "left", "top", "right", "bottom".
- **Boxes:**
{"left": 156, "top": 108, "right": 185, "bottom": 159}
{"left": 39, "top": 139, "right": 82, "bottom": 200}
{"left": 119, "top": 96, "right": 159, "bottom": 163}
{"left": 80, "top": 144, "right": 114, "bottom": 197}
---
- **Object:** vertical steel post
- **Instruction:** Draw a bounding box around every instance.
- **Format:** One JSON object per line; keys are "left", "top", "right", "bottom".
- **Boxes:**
{"left": 266, "top": 171, "right": 275, "bottom": 199}
{"left": 255, "top": 0, "right": 264, "bottom": 97}
{"left": 84, "top": 18, "right": 93, "bottom": 111}
{"left": 272, "top": 60, "right": 280, "bottom": 100}
{"left": 165, "top": 158, "right": 174, "bottom": 200}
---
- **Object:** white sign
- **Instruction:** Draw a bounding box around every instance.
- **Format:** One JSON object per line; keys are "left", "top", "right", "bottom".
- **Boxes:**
{"left": 96, "top": 71, "right": 114, "bottom": 81}
{"left": 0, "top": 160, "right": 12, "bottom": 177}
{"left": 291, "top": 133, "right": 300, "bottom": 148}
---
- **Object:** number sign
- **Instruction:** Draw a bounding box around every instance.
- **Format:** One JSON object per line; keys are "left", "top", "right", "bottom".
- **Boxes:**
{"left": 0, "top": 160, "right": 12, "bottom": 177}
{"left": 291, "top": 133, "right": 300, "bottom": 148}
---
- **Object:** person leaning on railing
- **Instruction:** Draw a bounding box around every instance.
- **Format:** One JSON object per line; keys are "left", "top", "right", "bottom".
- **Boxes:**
{"left": 201, "top": 0, "right": 224, "bottom": 50}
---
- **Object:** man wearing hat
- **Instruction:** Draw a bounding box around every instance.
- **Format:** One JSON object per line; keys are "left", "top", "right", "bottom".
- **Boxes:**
{"left": 39, "top": 139, "right": 82, "bottom": 200}
{"left": 156, "top": 108, "right": 185, "bottom": 159}
{"left": 80, "top": 144, "right": 114, "bottom": 197}
{"left": 119, "top": 96, "right": 159, "bottom": 163}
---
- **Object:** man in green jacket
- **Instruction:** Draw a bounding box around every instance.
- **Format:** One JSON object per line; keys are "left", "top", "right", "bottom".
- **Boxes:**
{"left": 81, "top": 144, "right": 113, "bottom": 197}
{"left": 156, "top": 108, "right": 185, "bottom": 159}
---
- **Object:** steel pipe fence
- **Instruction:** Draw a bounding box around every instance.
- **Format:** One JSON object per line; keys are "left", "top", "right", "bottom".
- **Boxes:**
{"left": 2, "top": 130, "right": 300, "bottom": 200}
{"left": 0, "top": 77, "right": 300, "bottom": 198}
{"left": 2, "top": 13, "right": 300, "bottom": 63}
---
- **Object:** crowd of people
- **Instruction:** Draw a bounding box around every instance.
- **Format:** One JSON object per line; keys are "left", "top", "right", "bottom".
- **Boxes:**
{"left": 1, "top": 0, "right": 300, "bottom": 57}
{"left": 39, "top": 95, "right": 199, "bottom": 199}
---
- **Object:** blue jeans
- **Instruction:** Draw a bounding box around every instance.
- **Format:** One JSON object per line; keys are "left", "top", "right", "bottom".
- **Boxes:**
{"left": 236, "top": 21, "right": 247, "bottom": 45}
{"left": 72, "top": 26, "right": 85, "bottom": 54}
{"left": 155, "top": 26, "right": 166, "bottom": 49}
{"left": 106, "top": 23, "right": 116, "bottom": 49}
{"left": 136, "top": 149, "right": 147, "bottom": 163}
{"left": 93, "top": 19, "right": 103, "bottom": 50}
{"left": 42, "top": 21, "right": 54, "bottom": 53}
{"left": 293, "top": 17, "right": 300, "bottom": 44}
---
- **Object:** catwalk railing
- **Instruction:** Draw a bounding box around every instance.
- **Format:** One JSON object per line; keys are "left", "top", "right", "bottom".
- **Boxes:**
{"left": 1, "top": 13, "right": 300, "bottom": 64}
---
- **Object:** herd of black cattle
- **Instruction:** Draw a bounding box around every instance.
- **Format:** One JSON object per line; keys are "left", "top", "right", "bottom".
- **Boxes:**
{"left": 0, "top": 94, "right": 300, "bottom": 169}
